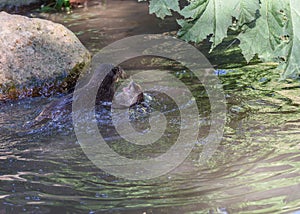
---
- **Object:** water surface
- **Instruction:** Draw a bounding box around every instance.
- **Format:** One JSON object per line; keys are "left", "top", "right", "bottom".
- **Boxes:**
{"left": 1, "top": 1, "right": 300, "bottom": 213}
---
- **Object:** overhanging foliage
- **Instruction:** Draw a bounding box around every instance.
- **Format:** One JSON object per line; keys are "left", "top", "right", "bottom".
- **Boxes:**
{"left": 144, "top": 0, "right": 300, "bottom": 79}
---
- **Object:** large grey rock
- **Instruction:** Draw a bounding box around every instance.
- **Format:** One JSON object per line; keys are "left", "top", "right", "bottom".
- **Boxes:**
{"left": 0, "top": 11, "right": 91, "bottom": 98}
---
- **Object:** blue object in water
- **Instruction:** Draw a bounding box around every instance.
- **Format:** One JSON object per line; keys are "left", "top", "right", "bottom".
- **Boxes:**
{"left": 214, "top": 69, "right": 236, "bottom": 76}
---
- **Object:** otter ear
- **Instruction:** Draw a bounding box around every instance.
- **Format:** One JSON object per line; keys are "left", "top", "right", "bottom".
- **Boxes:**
{"left": 111, "top": 67, "right": 119, "bottom": 74}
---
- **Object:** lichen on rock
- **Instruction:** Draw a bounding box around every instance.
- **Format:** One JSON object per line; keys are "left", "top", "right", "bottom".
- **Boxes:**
{"left": 0, "top": 11, "right": 91, "bottom": 100}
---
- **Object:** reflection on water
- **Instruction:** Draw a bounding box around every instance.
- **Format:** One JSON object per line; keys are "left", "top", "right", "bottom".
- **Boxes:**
{"left": 1, "top": 1, "right": 300, "bottom": 213}
{"left": 1, "top": 64, "right": 300, "bottom": 213}
{"left": 28, "top": 0, "right": 179, "bottom": 54}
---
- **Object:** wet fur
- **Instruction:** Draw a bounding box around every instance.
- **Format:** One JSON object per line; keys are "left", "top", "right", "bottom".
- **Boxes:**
{"left": 31, "top": 65, "right": 126, "bottom": 125}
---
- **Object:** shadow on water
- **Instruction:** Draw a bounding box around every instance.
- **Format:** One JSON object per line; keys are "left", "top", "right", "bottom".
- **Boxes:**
{"left": 26, "top": 0, "right": 180, "bottom": 54}
{"left": 1, "top": 1, "right": 300, "bottom": 213}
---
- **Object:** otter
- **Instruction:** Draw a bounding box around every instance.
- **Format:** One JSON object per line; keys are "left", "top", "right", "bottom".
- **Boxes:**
{"left": 29, "top": 64, "right": 143, "bottom": 127}
{"left": 114, "top": 80, "right": 144, "bottom": 108}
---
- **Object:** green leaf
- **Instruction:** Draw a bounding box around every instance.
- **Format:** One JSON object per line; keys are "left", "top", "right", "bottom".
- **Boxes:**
{"left": 55, "top": 0, "right": 64, "bottom": 9}
{"left": 177, "top": 0, "right": 260, "bottom": 50}
{"left": 234, "top": 1, "right": 261, "bottom": 25}
{"left": 179, "top": 0, "right": 209, "bottom": 19}
{"left": 237, "top": 0, "right": 289, "bottom": 63}
{"left": 146, "top": 0, "right": 300, "bottom": 79}
{"left": 280, "top": 0, "right": 300, "bottom": 79}
{"left": 149, "top": 0, "right": 180, "bottom": 19}
{"left": 237, "top": 0, "right": 300, "bottom": 79}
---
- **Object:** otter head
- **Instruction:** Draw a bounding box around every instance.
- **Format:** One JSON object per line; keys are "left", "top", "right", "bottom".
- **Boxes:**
{"left": 111, "top": 66, "right": 128, "bottom": 83}
{"left": 113, "top": 80, "right": 144, "bottom": 108}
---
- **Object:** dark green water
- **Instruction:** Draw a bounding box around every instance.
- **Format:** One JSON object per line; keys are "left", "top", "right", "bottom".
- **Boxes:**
{"left": 1, "top": 0, "right": 300, "bottom": 213}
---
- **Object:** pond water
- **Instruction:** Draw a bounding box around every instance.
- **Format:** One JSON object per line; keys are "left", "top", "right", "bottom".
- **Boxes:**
{"left": 1, "top": 0, "right": 300, "bottom": 213}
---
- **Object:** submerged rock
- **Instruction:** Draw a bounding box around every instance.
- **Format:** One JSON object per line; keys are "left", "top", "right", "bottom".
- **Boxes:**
{"left": 0, "top": 11, "right": 91, "bottom": 99}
